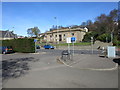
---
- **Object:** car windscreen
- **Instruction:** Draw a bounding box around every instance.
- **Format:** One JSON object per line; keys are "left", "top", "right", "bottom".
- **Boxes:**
{"left": 7, "top": 46, "right": 12, "bottom": 49}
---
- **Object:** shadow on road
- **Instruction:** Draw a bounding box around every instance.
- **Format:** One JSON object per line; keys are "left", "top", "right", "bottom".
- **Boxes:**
{"left": 1, "top": 57, "right": 39, "bottom": 80}
{"left": 113, "top": 58, "right": 120, "bottom": 65}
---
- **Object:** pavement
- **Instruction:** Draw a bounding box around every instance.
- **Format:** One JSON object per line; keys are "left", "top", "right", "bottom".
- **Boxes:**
{"left": 58, "top": 54, "right": 118, "bottom": 70}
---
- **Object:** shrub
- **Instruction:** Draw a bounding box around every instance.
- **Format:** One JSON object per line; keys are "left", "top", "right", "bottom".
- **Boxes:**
{"left": 97, "top": 33, "right": 111, "bottom": 42}
{"left": 83, "top": 31, "right": 98, "bottom": 42}
{"left": 2, "top": 38, "right": 35, "bottom": 53}
{"left": 113, "top": 36, "right": 120, "bottom": 46}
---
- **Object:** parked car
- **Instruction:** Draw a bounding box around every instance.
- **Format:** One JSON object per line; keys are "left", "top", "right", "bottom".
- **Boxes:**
{"left": 44, "top": 45, "right": 54, "bottom": 49}
{"left": 36, "top": 45, "right": 40, "bottom": 49}
{"left": 0, "top": 46, "right": 14, "bottom": 54}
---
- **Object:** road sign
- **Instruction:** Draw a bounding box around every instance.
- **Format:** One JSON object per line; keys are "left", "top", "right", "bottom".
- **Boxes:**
{"left": 34, "top": 39, "right": 37, "bottom": 42}
{"left": 71, "top": 37, "right": 76, "bottom": 56}
{"left": 71, "top": 37, "right": 76, "bottom": 43}
{"left": 66, "top": 37, "right": 71, "bottom": 43}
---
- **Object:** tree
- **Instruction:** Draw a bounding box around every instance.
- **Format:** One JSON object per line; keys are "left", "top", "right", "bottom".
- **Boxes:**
{"left": 94, "top": 9, "right": 118, "bottom": 35}
{"left": 27, "top": 27, "right": 40, "bottom": 37}
{"left": 109, "top": 9, "right": 118, "bottom": 21}
{"left": 83, "top": 31, "right": 98, "bottom": 42}
{"left": 83, "top": 9, "right": 118, "bottom": 43}
{"left": 86, "top": 20, "right": 95, "bottom": 31}
{"left": 86, "top": 20, "right": 93, "bottom": 26}
{"left": 81, "top": 22, "right": 87, "bottom": 27}
{"left": 118, "top": 3, "right": 120, "bottom": 41}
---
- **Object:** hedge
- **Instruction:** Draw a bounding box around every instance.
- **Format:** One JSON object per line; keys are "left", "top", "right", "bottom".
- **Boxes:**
{"left": 2, "top": 38, "right": 35, "bottom": 53}
{"left": 83, "top": 31, "right": 98, "bottom": 42}
{"left": 97, "top": 33, "right": 111, "bottom": 43}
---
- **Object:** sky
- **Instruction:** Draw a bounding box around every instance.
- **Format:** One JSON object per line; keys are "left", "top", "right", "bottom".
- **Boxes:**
{"left": 2, "top": 2, "right": 118, "bottom": 36}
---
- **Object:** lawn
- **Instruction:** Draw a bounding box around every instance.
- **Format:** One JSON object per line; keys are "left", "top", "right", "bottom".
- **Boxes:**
{"left": 37, "top": 42, "right": 91, "bottom": 46}
{"left": 56, "top": 42, "right": 91, "bottom": 46}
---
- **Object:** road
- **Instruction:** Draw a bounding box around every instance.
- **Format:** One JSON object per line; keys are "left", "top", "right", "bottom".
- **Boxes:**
{"left": 37, "top": 48, "right": 120, "bottom": 56}
{"left": 1, "top": 49, "right": 118, "bottom": 88}
{"left": 37, "top": 49, "right": 101, "bottom": 55}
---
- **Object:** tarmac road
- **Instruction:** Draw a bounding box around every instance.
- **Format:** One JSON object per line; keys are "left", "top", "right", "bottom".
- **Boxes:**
{"left": 2, "top": 50, "right": 118, "bottom": 88}
{"left": 36, "top": 49, "right": 101, "bottom": 56}
{"left": 37, "top": 48, "right": 120, "bottom": 56}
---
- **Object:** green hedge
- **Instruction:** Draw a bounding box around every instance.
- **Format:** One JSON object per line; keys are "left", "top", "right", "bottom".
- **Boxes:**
{"left": 2, "top": 38, "right": 35, "bottom": 53}
{"left": 83, "top": 31, "right": 98, "bottom": 42}
{"left": 113, "top": 36, "right": 120, "bottom": 46}
{"left": 97, "top": 33, "right": 111, "bottom": 43}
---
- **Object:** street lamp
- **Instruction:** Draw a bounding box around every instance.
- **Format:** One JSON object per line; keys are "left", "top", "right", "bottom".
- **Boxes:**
{"left": 54, "top": 17, "right": 59, "bottom": 45}
{"left": 12, "top": 27, "right": 14, "bottom": 32}
{"left": 91, "top": 37, "right": 94, "bottom": 54}
{"left": 111, "top": 21, "right": 118, "bottom": 45}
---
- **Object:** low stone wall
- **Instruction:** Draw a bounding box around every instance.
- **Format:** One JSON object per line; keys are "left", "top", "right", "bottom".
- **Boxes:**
{"left": 56, "top": 41, "right": 111, "bottom": 50}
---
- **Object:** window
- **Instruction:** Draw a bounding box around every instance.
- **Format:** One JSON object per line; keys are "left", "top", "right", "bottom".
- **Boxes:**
{"left": 71, "top": 33, "right": 74, "bottom": 36}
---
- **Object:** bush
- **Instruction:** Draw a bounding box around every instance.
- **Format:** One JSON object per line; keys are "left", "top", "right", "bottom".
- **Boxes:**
{"left": 2, "top": 38, "right": 35, "bottom": 53}
{"left": 113, "top": 36, "right": 120, "bottom": 46}
{"left": 113, "top": 41, "right": 120, "bottom": 46}
{"left": 83, "top": 31, "right": 98, "bottom": 42}
{"left": 97, "top": 33, "right": 111, "bottom": 42}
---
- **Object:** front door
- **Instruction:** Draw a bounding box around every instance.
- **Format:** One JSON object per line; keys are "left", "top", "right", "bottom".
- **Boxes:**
{"left": 59, "top": 35, "right": 62, "bottom": 41}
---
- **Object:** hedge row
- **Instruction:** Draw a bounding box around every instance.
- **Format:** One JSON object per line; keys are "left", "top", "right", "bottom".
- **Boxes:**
{"left": 2, "top": 38, "right": 35, "bottom": 53}
{"left": 113, "top": 40, "right": 120, "bottom": 46}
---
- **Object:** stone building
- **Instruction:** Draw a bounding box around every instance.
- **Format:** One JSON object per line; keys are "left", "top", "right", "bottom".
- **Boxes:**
{"left": 42, "top": 27, "right": 88, "bottom": 43}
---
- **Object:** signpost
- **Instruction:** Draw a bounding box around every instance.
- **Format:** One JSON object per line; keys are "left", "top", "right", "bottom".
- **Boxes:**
{"left": 66, "top": 37, "right": 76, "bottom": 56}
{"left": 66, "top": 37, "right": 71, "bottom": 53}
{"left": 34, "top": 39, "right": 37, "bottom": 53}
{"left": 71, "top": 37, "right": 76, "bottom": 56}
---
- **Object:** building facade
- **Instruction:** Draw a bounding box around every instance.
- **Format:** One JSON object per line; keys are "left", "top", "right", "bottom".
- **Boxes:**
{"left": 42, "top": 27, "right": 88, "bottom": 43}
{"left": 0, "top": 30, "right": 17, "bottom": 40}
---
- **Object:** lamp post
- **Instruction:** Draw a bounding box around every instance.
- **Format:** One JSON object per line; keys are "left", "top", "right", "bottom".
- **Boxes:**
{"left": 69, "top": 26, "right": 71, "bottom": 35}
{"left": 68, "top": 26, "right": 71, "bottom": 54}
{"left": 54, "top": 17, "right": 59, "bottom": 47}
{"left": 12, "top": 27, "right": 14, "bottom": 32}
{"left": 91, "top": 37, "right": 94, "bottom": 54}
{"left": 111, "top": 21, "right": 118, "bottom": 45}
{"left": 111, "top": 32, "right": 113, "bottom": 45}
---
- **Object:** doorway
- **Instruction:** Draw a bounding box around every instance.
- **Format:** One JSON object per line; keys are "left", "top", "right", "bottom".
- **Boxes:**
{"left": 59, "top": 35, "right": 62, "bottom": 41}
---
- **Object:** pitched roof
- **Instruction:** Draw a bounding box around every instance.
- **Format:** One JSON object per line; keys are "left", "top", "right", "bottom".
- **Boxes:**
{"left": 0, "top": 31, "right": 7, "bottom": 38}
{"left": 0, "top": 30, "right": 17, "bottom": 38}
